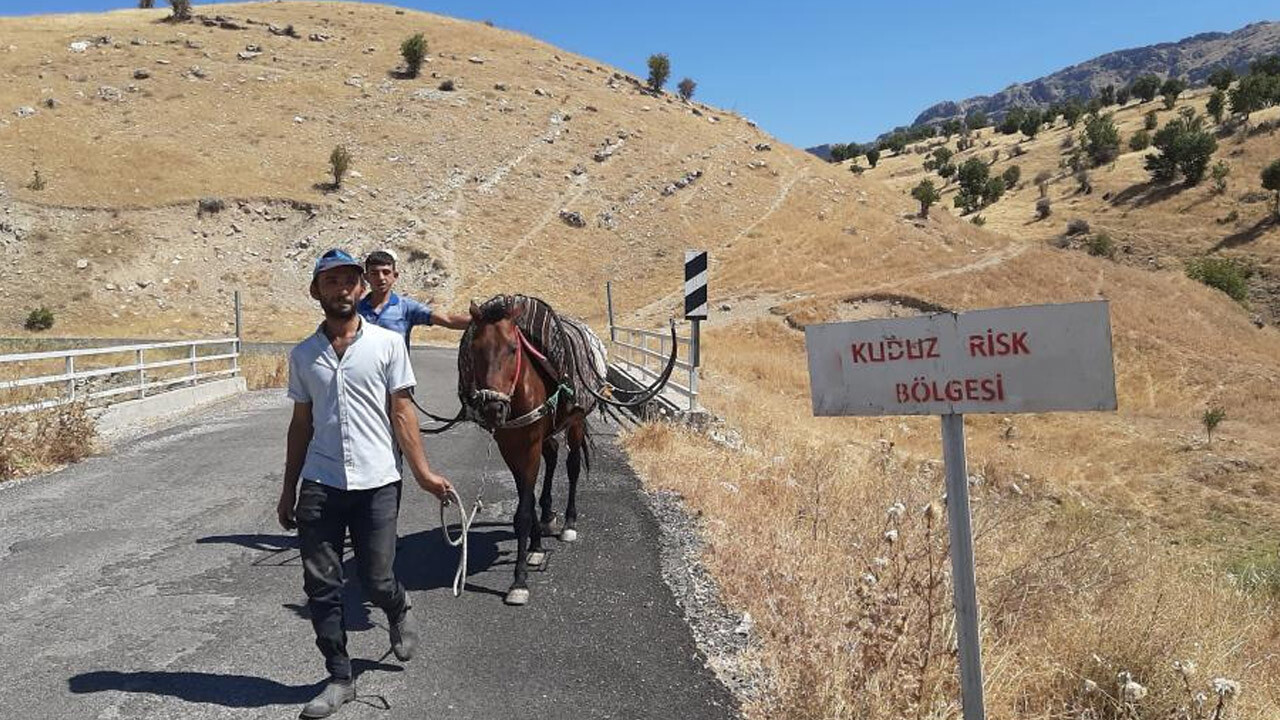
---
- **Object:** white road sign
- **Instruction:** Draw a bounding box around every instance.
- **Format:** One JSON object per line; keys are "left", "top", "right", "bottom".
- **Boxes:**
{"left": 805, "top": 300, "right": 1116, "bottom": 416}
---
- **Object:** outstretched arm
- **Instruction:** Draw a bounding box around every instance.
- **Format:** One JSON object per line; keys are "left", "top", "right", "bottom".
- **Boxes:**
{"left": 429, "top": 310, "right": 470, "bottom": 330}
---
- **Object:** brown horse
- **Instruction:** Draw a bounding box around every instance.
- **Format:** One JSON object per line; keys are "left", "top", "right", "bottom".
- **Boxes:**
{"left": 458, "top": 294, "right": 676, "bottom": 606}
{"left": 465, "top": 298, "right": 588, "bottom": 606}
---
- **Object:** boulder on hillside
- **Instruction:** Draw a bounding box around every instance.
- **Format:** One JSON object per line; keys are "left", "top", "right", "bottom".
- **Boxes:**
{"left": 559, "top": 210, "right": 585, "bottom": 228}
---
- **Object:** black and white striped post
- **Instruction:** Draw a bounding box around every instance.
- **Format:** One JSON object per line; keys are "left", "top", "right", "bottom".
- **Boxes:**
{"left": 684, "top": 249, "right": 707, "bottom": 367}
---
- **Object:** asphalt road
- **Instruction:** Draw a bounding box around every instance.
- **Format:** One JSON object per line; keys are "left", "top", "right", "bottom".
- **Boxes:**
{"left": 0, "top": 347, "right": 739, "bottom": 720}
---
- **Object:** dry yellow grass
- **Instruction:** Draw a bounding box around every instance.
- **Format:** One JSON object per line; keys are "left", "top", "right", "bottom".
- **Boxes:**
{"left": 0, "top": 401, "right": 95, "bottom": 481}
{"left": 3, "top": 4, "right": 1280, "bottom": 717}
{"left": 240, "top": 351, "right": 287, "bottom": 389}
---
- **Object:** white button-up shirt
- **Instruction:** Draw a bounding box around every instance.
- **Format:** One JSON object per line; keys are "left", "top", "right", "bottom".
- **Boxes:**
{"left": 287, "top": 320, "right": 416, "bottom": 491}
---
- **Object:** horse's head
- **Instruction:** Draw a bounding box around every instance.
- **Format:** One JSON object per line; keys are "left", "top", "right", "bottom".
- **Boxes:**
{"left": 466, "top": 296, "right": 525, "bottom": 428}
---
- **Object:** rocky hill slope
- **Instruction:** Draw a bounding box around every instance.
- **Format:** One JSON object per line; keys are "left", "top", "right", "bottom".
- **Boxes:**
{"left": 913, "top": 20, "right": 1280, "bottom": 126}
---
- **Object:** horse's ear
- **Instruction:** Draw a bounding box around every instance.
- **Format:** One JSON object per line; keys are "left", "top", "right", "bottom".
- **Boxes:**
{"left": 469, "top": 299, "right": 482, "bottom": 322}
{"left": 506, "top": 302, "right": 524, "bottom": 321}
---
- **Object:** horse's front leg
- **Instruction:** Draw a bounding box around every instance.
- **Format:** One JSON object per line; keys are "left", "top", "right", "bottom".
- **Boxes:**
{"left": 499, "top": 436, "right": 542, "bottom": 606}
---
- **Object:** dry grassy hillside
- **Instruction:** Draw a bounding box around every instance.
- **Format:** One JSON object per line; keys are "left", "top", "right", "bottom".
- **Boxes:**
{"left": 871, "top": 89, "right": 1280, "bottom": 323}
{"left": 4, "top": 4, "right": 1280, "bottom": 718}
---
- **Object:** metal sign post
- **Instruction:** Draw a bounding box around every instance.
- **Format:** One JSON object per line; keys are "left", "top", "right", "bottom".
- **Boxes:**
{"left": 804, "top": 301, "right": 1117, "bottom": 719}
{"left": 684, "top": 251, "right": 708, "bottom": 410}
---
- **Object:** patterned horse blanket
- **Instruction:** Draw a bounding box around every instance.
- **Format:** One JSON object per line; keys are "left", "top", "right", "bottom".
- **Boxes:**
{"left": 458, "top": 295, "right": 606, "bottom": 418}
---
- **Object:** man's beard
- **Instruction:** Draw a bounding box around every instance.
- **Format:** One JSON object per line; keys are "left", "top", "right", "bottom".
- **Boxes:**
{"left": 320, "top": 296, "right": 356, "bottom": 319}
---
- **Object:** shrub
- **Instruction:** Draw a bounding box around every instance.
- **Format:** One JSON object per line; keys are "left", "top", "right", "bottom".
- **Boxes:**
{"left": 941, "top": 118, "right": 963, "bottom": 138}
{"left": 438, "top": 78, "right": 455, "bottom": 91}
{"left": 1035, "top": 170, "right": 1052, "bottom": 197}
{"left": 1086, "top": 233, "right": 1115, "bottom": 259}
{"left": 1145, "top": 112, "right": 1217, "bottom": 185}
{"left": 954, "top": 157, "right": 989, "bottom": 213}
{"left": 26, "top": 167, "right": 45, "bottom": 191}
{"left": 999, "top": 107, "right": 1025, "bottom": 135}
{"left": 1262, "top": 159, "right": 1280, "bottom": 216}
{"left": 24, "top": 307, "right": 54, "bottom": 331}
{"left": 1035, "top": 197, "right": 1052, "bottom": 219}
{"left": 1144, "top": 110, "right": 1159, "bottom": 131}
{"left": 1066, "top": 218, "right": 1090, "bottom": 235}
{"left": 1082, "top": 113, "right": 1121, "bottom": 166}
{"left": 865, "top": 148, "right": 880, "bottom": 168}
{"left": 1131, "top": 74, "right": 1161, "bottom": 103}
{"left": 138, "top": 0, "right": 155, "bottom": 7}
{"left": 677, "top": 77, "right": 696, "bottom": 101}
{"left": 1160, "top": 77, "right": 1187, "bottom": 109}
{"left": 1211, "top": 160, "right": 1230, "bottom": 194}
{"left": 329, "top": 145, "right": 351, "bottom": 187}
{"left": 1099, "top": 84, "right": 1116, "bottom": 106}
{"left": 1002, "top": 164, "right": 1021, "bottom": 188}
{"left": 647, "top": 53, "right": 670, "bottom": 92}
{"left": 400, "top": 33, "right": 427, "bottom": 78}
{"left": 982, "top": 176, "right": 1005, "bottom": 205}
{"left": 1019, "top": 109, "right": 1043, "bottom": 138}
{"left": 167, "top": 0, "right": 191, "bottom": 20}
{"left": 1128, "top": 129, "right": 1151, "bottom": 151}
{"left": 956, "top": 133, "right": 974, "bottom": 151}
{"left": 1228, "top": 72, "right": 1277, "bottom": 119}
{"left": 911, "top": 179, "right": 941, "bottom": 219}
{"left": 1185, "top": 256, "right": 1251, "bottom": 302}
{"left": 970, "top": 214, "right": 986, "bottom": 226}
{"left": 1073, "top": 167, "right": 1093, "bottom": 194}
{"left": 1202, "top": 407, "right": 1226, "bottom": 444}
{"left": 1115, "top": 85, "right": 1131, "bottom": 105}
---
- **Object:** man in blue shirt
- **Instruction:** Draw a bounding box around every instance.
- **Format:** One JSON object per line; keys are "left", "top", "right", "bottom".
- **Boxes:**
{"left": 357, "top": 250, "right": 470, "bottom": 344}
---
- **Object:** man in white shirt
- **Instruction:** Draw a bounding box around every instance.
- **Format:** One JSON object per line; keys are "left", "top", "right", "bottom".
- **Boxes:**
{"left": 277, "top": 248, "right": 454, "bottom": 719}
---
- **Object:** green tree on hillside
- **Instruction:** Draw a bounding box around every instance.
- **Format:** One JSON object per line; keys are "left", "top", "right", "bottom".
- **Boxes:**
{"left": 1262, "top": 159, "right": 1280, "bottom": 217}
{"left": 138, "top": 0, "right": 155, "bottom": 7}
{"left": 1144, "top": 110, "right": 1159, "bottom": 130}
{"left": 1208, "top": 67, "right": 1236, "bottom": 91}
{"left": 941, "top": 118, "right": 964, "bottom": 138}
{"left": 865, "top": 148, "right": 881, "bottom": 168}
{"left": 1131, "top": 74, "right": 1161, "bottom": 103}
{"left": 1020, "top": 109, "right": 1043, "bottom": 139}
{"left": 954, "top": 157, "right": 989, "bottom": 213}
{"left": 883, "top": 133, "right": 908, "bottom": 155}
{"left": 1099, "top": 85, "right": 1116, "bottom": 106}
{"left": 999, "top": 107, "right": 1026, "bottom": 135}
{"left": 1229, "top": 72, "right": 1278, "bottom": 120}
{"left": 982, "top": 176, "right": 1006, "bottom": 205}
{"left": 1115, "top": 85, "right": 1131, "bottom": 105}
{"left": 1145, "top": 112, "right": 1217, "bottom": 185}
{"left": 1002, "top": 164, "right": 1021, "bottom": 188}
{"left": 1082, "top": 113, "right": 1121, "bottom": 166}
{"left": 1062, "top": 99, "right": 1085, "bottom": 128}
{"left": 965, "top": 109, "right": 988, "bottom": 131}
{"left": 167, "top": 0, "right": 191, "bottom": 20}
{"left": 1207, "top": 89, "right": 1226, "bottom": 123}
{"left": 400, "top": 33, "right": 427, "bottom": 78}
{"left": 647, "top": 53, "right": 670, "bottom": 92}
{"left": 1161, "top": 77, "right": 1187, "bottom": 109}
{"left": 677, "top": 77, "right": 696, "bottom": 101}
{"left": 911, "top": 179, "right": 941, "bottom": 219}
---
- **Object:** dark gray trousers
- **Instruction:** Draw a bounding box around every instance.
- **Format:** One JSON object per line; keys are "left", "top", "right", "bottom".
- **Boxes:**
{"left": 296, "top": 480, "right": 407, "bottom": 681}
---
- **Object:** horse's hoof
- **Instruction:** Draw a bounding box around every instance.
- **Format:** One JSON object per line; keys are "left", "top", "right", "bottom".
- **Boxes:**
{"left": 559, "top": 528, "right": 578, "bottom": 543}
{"left": 504, "top": 588, "right": 530, "bottom": 606}
{"left": 526, "top": 550, "right": 546, "bottom": 567}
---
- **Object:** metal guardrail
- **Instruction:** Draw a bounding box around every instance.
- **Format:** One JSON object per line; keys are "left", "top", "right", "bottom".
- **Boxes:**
{"left": 0, "top": 337, "right": 241, "bottom": 414}
{"left": 605, "top": 283, "right": 700, "bottom": 414}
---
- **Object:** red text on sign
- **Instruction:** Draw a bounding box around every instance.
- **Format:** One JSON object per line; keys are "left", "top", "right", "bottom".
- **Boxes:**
{"left": 851, "top": 337, "right": 940, "bottom": 364}
{"left": 894, "top": 374, "right": 1006, "bottom": 404}
{"left": 968, "top": 329, "right": 1029, "bottom": 357}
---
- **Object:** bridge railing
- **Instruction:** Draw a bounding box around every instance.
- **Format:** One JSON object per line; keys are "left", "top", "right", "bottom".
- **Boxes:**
{"left": 605, "top": 283, "right": 700, "bottom": 414}
{"left": 0, "top": 337, "right": 241, "bottom": 414}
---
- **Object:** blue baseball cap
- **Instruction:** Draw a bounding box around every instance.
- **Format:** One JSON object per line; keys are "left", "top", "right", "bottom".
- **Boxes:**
{"left": 312, "top": 248, "right": 364, "bottom": 279}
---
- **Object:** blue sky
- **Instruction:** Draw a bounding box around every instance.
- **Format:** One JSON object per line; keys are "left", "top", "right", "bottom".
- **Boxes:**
{"left": 2, "top": 1, "right": 1275, "bottom": 146}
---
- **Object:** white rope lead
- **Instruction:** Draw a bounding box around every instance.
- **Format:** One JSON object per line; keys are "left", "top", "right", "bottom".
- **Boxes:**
{"left": 440, "top": 487, "right": 481, "bottom": 597}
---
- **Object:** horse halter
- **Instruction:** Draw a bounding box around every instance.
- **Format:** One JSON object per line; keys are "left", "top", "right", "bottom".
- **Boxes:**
{"left": 468, "top": 324, "right": 525, "bottom": 426}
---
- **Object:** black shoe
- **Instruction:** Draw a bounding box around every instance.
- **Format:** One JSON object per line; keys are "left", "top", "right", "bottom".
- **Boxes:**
{"left": 389, "top": 606, "right": 419, "bottom": 662}
{"left": 300, "top": 678, "right": 355, "bottom": 719}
